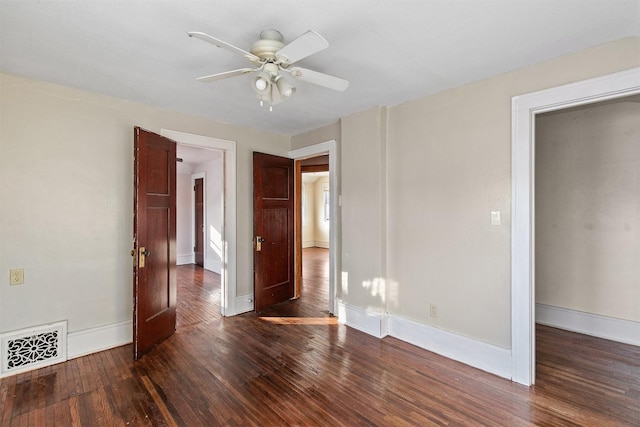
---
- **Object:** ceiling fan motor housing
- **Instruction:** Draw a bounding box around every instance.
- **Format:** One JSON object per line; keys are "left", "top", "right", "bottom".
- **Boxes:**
{"left": 250, "top": 30, "right": 285, "bottom": 60}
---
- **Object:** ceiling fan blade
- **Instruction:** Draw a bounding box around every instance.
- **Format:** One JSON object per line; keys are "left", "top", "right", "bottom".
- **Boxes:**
{"left": 276, "top": 30, "right": 329, "bottom": 65}
{"left": 188, "top": 31, "right": 260, "bottom": 62}
{"left": 196, "top": 68, "right": 256, "bottom": 83}
{"left": 288, "top": 67, "right": 350, "bottom": 91}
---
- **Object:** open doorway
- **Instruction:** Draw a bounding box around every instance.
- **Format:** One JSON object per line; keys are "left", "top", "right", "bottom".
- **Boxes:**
{"left": 299, "top": 156, "right": 330, "bottom": 313}
{"left": 533, "top": 95, "right": 640, "bottom": 399}
{"left": 175, "top": 145, "right": 223, "bottom": 328}
{"left": 289, "top": 140, "right": 338, "bottom": 315}
{"left": 161, "top": 129, "right": 237, "bottom": 317}
{"left": 511, "top": 67, "right": 639, "bottom": 386}
{"left": 176, "top": 145, "right": 223, "bottom": 274}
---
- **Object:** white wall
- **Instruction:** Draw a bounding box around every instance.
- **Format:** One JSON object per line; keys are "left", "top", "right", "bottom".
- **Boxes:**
{"left": 313, "top": 177, "right": 330, "bottom": 248}
{"left": 535, "top": 99, "right": 640, "bottom": 322}
{"left": 0, "top": 73, "right": 289, "bottom": 336}
{"left": 176, "top": 168, "right": 195, "bottom": 264}
{"left": 302, "top": 182, "right": 315, "bottom": 247}
{"left": 193, "top": 155, "right": 223, "bottom": 273}
{"left": 301, "top": 176, "right": 330, "bottom": 248}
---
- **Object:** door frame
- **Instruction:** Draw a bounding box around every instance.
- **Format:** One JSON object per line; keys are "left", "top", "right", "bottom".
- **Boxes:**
{"left": 161, "top": 129, "right": 237, "bottom": 317}
{"left": 511, "top": 67, "right": 640, "bottom": 386}
{"left": 191, "top": 172, "right": 206, "bottom": 267}
{"left": 289, "top": 140, "right": 338, "bottom": 314}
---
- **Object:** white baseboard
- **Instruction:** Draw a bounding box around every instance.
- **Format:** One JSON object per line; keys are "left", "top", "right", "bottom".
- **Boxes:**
{"left": 388, "top": 315, "right": 512, "bottom": 380}
{"left": 536, "top": 303, "right": 640, "bottom": 346}
{"left": 335, "top": 302, "right": 511, "bottom": 379}
{"left": 336, "top": 301, "right": 387, "bottom": 338}
{"left": 67, "top": 320, "right": 132, "bottom": 359}
{"left": 302, "top": 241, "right": 330, "bottom": 249}
{"left": 204, "top": 259, "right": 221, "bottom": 274}
{"left": 235, "top": 294, "right": 254, "bottom": 315}
{"left": 177, "top": 254, "right": 194, "bottom": 265}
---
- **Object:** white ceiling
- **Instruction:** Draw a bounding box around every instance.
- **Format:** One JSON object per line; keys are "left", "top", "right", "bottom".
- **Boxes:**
{"left": 1, "top": 1, "right": 638, "bottom": 136}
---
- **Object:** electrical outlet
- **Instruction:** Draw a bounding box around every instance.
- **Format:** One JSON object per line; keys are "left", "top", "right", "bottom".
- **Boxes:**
{"left": 429, "top": 303, "right": 438, "bottom": 318}
{"left": 10, "top": 269, "right": 24, "bottom": 286}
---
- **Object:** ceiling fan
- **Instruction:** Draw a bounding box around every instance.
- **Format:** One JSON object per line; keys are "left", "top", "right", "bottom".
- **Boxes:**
{"left": 187, "top": 29, "right": 349, "bottom": 109}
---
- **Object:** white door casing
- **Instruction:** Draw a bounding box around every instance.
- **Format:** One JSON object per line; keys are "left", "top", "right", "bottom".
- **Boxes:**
{"left": 511, "top": 67, "right": 640, "bottom": 386}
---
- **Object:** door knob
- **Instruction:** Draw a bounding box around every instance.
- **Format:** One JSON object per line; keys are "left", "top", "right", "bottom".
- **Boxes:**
{"left": 139, "top": 246, "right": 150, "bottom": 268}
{"left": 256, "top": 236, "right": 265, "bottom": 251}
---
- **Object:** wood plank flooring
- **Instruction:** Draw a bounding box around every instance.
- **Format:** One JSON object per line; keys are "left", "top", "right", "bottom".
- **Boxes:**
{"left": 1, "top": 247, "right": 639, "bottom": 426}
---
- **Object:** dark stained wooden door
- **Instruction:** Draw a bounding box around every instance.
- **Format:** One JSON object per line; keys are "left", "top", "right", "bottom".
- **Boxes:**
{"left": 194, "top": 177, "right": 204, "bottom": 267}
{"left": 133, "top": 127, "right": 177, "bottom": 360}
{"left": 253, "top": 152, "right": 295, "bottom": 312}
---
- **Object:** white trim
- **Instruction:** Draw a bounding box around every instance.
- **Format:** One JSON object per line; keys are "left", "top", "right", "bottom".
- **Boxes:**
{"left": 511, "top": 67, "right": 640, "bottom": 386}
{"left": 204, "top": 259, "right": 221, "bottom": 274}
{"left": 289, "top": 140, "right": 338, "bottom": 314}
{"left": 388, "top": 315, "right": 512, "bottom": 380}
{"left": 313, "top": 241, "right": 330, "bottom": 249}
{"left": 536, "top": 304, "right": 640, "bottom": 346}
{"left": 235, "top": 294, "right": 254, "bottom": 315}
{"left": 67, "top": 320, "right": 132, "bottom": 359}
{"left": 336, "top": 301, "right": 387, "bottom": 338}
{"left": 177, "top": 254, "right": 194, "bottom": 265}
{"left": 161, "top": 129, "right": 237, "bottom": 317}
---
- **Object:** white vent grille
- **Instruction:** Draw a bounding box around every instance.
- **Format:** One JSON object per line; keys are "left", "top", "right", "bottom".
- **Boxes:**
{"left": 1, "top": 321, "right": 67, "bottom": 377}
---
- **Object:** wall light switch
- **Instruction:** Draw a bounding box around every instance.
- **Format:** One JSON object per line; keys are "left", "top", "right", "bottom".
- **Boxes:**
{"left": 491, "top": 211, "right": 501, "bottom": 226}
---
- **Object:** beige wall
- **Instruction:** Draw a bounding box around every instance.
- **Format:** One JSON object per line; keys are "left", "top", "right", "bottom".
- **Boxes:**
{"left": 313, "top": 177, "right": 330, "bottom": 247}
{"left": 301, "top": 177, "right": 330, "bottom": 248}
{"left": 176, "top": 171, "right": 194, "bottom": 259}
{"left": 301, "top": 181, "right": 315, "bottom": 246}
{"left": 340, "top": 107, "right": 388, "bottom": 313}
{"left": 2, "top": 36, "right": 638, "bottom": 355}
{"left": 386, "top": 37, "right": 639, "bottom": 348}
{"left": 535, "top": 99, "right": 640, "bottom": 322}
{"left": 288, "top": 37, "right": 640, "bottom": 349}
{"left": 0, "top": 73, "right": 289, "bottom": 334}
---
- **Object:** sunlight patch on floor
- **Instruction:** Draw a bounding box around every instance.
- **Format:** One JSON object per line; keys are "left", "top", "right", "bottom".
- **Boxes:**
{"left": 258, "top": 317, "right": 338, "bottom": 325}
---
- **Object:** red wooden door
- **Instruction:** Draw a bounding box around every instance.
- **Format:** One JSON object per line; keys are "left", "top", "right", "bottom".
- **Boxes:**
{"left": 253, "top": 152, "right": 295, "bottom": 312}
{"left": 133, "top": 127, "right": 177, "bottom": 359}
{"left": 194, "top": 177, "right": 204, "bottom": 267}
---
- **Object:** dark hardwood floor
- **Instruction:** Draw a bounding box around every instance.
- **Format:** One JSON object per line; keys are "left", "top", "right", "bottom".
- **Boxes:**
{"left": 1, "top": 247, "right": 639, "bottom": 426}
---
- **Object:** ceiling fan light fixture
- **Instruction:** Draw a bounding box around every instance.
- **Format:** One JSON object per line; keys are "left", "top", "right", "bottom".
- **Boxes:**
{"left": 253, "top": 72, "right": 272, "bottom": 95}
{"left": 189, "top": 28, "right": 350, "bottom": 108}
{"left": 275, "top": 76, "right": 296, "bottom": 98}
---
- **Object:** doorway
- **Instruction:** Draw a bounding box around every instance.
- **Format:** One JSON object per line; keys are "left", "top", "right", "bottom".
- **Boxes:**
{"left": 175, "top": 148, "right": 222, "bottom": 273}
{"left": 511, "top": 67, "right": 640, "bottom": 386}
{"left": 161, "top": 129, "right": 237, "bottom": 317}
{"left": 300, "top": 161, "right": 330, "bottom": 312}
{"left": 289, "top": 140, "right": 338, "bottom": 315}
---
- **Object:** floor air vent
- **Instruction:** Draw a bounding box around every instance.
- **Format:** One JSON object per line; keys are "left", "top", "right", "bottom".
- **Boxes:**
{"left": 1, "top": 320, "right": 67, "bottom": 377}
